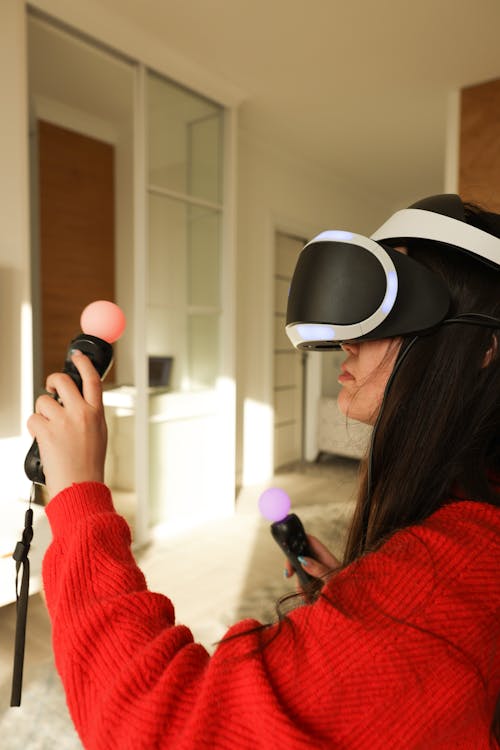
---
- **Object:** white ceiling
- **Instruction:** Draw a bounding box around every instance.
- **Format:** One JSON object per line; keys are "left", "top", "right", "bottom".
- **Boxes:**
{"left": 40, "top": 0, "right": 500, "bottom": 207}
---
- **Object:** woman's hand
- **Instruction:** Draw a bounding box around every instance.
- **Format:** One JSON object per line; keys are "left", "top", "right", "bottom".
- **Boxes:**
{"left": 27, "top": 351, "right": 107, "bottom": 499}
{"left": 285, "top": 534, "right": 341, "bottom": 592}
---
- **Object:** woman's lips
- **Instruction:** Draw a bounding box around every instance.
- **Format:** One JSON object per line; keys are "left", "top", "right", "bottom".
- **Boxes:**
{"left": 338, "top": 365, "right": 355, "bottom": 383}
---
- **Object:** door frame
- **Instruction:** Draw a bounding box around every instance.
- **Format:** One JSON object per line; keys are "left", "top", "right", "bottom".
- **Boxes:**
{"left": 269, "top": 215, "right": 322, "bottom": 466}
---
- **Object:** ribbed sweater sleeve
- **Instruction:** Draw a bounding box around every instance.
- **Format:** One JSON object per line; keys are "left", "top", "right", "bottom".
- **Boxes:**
{"left": 43, "top": 482, "right": 500, "bottom": 750}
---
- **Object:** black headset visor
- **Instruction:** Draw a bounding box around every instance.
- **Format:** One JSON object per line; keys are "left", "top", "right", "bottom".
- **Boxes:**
{"left": 286, "top": 233, "right": 450, "bottom": 350}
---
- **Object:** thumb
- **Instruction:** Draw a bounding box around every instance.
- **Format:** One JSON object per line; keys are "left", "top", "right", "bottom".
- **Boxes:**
{"left": 297, "top": 554, "right": 333, "bottom": 580}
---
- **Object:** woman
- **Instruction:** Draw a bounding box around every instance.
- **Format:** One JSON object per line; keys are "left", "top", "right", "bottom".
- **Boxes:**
{"left": 30, "top": 197, "right": 499, "bottom": 749}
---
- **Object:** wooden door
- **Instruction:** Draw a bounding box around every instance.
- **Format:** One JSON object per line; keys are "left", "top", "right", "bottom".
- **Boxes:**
{"left": 37, "top": 120, "right": 115, "bottom": 383}
{"left": 459, "top": 78, "right": 500, "bottom": 211}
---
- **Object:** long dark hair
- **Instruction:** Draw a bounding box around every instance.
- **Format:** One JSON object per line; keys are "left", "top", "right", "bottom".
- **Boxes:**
{"left": 345, "top": 238, "right": 499, "bottom": 560}
{"left": 343, "top": 202, "right": 500, "bottom": 743}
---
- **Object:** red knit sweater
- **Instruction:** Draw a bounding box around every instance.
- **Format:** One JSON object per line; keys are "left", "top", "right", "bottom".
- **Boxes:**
{"left": 42, "top": 483, "right": 500, "bottom": 749}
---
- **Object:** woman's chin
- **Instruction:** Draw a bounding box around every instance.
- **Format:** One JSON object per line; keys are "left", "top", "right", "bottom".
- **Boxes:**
{"left": 337, "top": 390, "right": 372, "bottom": 426}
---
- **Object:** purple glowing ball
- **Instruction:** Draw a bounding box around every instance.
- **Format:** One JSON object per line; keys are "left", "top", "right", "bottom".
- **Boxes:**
{"left": 258, "top": 487, "right": 291, "bottom": 522}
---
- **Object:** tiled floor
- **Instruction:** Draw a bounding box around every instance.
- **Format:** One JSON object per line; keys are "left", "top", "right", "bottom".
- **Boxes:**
{"left": 0, "top": 456, "right": 359, "bottom": 736}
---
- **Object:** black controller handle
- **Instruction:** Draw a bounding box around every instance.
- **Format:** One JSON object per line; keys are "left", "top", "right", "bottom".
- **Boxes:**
{"left": 270, "top": 513, "right": 317, "bottom": 590}
{"left": 24, "top": 334, "right": 113, "bottom": 485}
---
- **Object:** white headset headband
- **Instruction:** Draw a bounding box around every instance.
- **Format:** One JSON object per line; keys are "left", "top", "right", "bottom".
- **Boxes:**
{"left": 371, "top": 208, "right": 500, "bottom": 267}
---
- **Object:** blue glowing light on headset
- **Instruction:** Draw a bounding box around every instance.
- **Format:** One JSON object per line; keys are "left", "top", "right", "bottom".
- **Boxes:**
{"left": 296, "top": 324, "right": 336, "bottom": 341}
{"left": 313, "top": 230, "right": 354, "bottom": 243}
{"left": 381, "top": 270, "right": 398, "bottom": 314}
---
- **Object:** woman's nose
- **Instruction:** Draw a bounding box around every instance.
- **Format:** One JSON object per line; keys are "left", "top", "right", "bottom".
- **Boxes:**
{"left": 340, "top": 341, "right": 359, "bottom": 355}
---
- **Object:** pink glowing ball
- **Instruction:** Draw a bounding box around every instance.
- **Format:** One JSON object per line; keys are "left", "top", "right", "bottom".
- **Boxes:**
{"left": 80, "top": 301, "right": 126, "bottom": 344}
{"left": 258, "top": 487, "right": 291, "bottom": 522}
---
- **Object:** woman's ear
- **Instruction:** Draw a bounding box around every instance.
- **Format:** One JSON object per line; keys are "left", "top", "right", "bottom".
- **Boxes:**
{"left": 483, "top": 335, "right": 498, "bottom": 368}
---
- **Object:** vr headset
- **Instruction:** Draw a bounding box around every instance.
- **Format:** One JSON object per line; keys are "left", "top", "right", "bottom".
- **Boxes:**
{"left": 286, "top": 194, "right": 500, "bottom": 350}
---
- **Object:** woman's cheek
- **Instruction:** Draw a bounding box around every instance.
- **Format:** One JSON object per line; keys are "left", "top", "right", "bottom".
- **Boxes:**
{"left": 337, "top": 385, "right": 363, "bottom": 421}
{"left": 337, "top": 384, "right": 378, "bottom": 426}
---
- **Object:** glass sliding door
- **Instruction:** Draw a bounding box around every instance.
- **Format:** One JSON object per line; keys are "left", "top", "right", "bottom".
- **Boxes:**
{"left": 146, "top": 71, "right": 231, "bottom": 530}
{"left": 27, "top": 16, "right": 235, "bottom": 541}
{"left": 147, "top": 196, "right": 222, "bottom": 392}
{"left": 27, "top": 14, "right": 138, "bottom": 530}
{"left": 148, "top": 73, "right": 222, "bottom": 203}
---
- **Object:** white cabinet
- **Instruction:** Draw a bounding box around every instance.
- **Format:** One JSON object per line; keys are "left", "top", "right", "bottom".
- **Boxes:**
{"left": 104, "top": 385, "right": 235, "bottom": 536}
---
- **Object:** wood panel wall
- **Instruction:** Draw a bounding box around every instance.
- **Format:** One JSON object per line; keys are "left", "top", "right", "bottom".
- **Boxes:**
{"left": 459, "top": 78, "right": 500, "bottom": 212}
{"left": 38, "top": 120, "right": 115, "bottom": 383}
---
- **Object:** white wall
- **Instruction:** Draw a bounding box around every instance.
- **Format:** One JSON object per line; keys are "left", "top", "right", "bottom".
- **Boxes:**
{"left": 29, "top": 0, "right": 244, "bottom": 109}
{"left": 236, "top": 129, "right": 393, "bottom": 485}
{"left": 0, "top": 0, "right": 33, "bottom": 502}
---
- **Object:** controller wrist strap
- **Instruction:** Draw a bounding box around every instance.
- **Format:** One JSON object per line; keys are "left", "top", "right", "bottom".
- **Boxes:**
{"left": 10, "top": 485, "right": 34, "bottom": 707}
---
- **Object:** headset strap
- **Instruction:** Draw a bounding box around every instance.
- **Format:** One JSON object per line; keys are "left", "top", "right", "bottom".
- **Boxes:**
{"left": 10, "top": 489, "right": 34, "bottom": 707}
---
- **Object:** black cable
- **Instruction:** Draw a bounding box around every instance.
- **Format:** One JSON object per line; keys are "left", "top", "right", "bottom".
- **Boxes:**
{"left": 442, "top": 313, "right": 500, "bottom": 329}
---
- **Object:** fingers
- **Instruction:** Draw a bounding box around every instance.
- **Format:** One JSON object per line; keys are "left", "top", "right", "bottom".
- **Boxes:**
{"left": 29, "top": 352, "right": 104, "bottom": 445}
{"left": 69, "top": 350, "right": 103, "bottom": 409}
{"left": 294, "top": 554, "right": 334, "bottom": 581}
{"left": 44, "top": 352, "right": 103, "bottom": 412}
{"left": 307, "top": 535, "right": 341, "bottom": 569}
{"left": 27, "top": 411, "right": 48, "bottom": 439}
{"left": 44, "top": 370, "right": 81, "bottom": 408}
{"left": 283, "top": 534, "right": 341, "bottom": 586}
{"left": 34, "top": 391, "right": 62, "bottom": 421}
{"left": 27, "top": 353, "right": 107, "bottom": 498}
